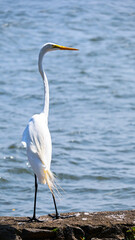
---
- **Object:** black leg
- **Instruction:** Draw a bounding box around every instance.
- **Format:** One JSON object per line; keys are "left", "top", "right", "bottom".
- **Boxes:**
{"left": 52, "top": 192, "right": 60, "bottom": 219}
{"left": 49, "top": 191, "right": 75, "bottom": 220}
{"left": 28, "top": 174, "right": 41, "bottom": 222}
{"left": 33, "top": 174, "right": 38, "bottom": 219}
{"left": 48, "top": 192, "right": 60, "bottom": 219}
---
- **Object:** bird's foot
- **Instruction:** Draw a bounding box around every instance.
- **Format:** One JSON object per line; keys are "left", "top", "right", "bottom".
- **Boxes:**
{"left": 28, "top": 216, "right": 43, "bottom": 222}
{"left": 48, "top": 213, "right": 76, "bottom": 220}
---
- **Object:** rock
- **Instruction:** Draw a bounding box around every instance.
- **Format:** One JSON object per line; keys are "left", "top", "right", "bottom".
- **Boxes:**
{"left": 22, "top": 228, "right": 56, "bottom": 239}
{"left": 0, "top": 210, "right": 135, "bottom": 240}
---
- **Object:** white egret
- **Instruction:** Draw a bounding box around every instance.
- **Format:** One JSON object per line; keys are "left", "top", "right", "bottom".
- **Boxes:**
{"left": 22, "top": 43, "right": 78, "bottom": 221}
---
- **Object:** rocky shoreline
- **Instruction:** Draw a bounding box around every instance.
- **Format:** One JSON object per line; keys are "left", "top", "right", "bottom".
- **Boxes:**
{"left": 0, "top": 210, "right": 135, "bottom": 240}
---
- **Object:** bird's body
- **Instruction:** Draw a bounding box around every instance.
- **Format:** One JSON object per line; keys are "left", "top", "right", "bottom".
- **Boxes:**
{"left": 22, "top": 43, "right": 78, "bottom": 221}
{"left": 22, "top": 112, "right": 52, "bottom": 184}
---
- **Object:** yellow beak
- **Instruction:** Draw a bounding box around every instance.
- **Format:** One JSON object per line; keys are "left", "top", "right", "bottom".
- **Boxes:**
{"left": 53, "top": 44, "right": 78, "bottom": 51}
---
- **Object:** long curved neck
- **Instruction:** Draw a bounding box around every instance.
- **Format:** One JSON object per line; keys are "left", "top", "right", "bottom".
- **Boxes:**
{"left": 38, "top": 46, "right": 50, "bottom": 121}
{"left": 42, "top": 72, "right": 49, "bottom": 119}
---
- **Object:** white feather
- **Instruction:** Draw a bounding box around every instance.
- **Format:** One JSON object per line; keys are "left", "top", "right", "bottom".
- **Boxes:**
{"left": 22, "top": 112, "right": 52, "bottom": 184}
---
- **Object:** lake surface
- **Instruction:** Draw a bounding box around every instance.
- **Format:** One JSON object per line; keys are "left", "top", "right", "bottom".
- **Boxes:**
{"left": 0, "top": 0, "right": 135, "bottom": 217}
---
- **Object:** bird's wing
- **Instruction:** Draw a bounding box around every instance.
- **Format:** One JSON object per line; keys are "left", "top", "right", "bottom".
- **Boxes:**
{"left": 22, "top": 125, "right": 29, "bottom": 148}
{"left": 22, "top": 113, "right": 52, "bottom": 168}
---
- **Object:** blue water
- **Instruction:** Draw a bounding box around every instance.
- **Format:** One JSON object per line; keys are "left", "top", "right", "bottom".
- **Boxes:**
{"left": 1, "top": 0, "right": 135, "bottom": 217}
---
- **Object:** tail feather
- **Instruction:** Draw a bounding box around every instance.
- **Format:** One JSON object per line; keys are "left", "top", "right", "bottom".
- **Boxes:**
{"left": 43, "top": 169, "right": 63, "bottom": 200}
{"left": 44, "top": 169, "right": 57, "bottom": 194}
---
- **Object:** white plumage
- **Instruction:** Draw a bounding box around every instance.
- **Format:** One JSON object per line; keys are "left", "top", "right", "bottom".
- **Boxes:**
{"left": 22, "top": 113, "right": 52, "bottom": 185}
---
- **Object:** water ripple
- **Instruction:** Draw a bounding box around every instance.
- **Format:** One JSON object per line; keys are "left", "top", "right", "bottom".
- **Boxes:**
{"left": 1, "top": 0, "right": 135, "bottom": 216}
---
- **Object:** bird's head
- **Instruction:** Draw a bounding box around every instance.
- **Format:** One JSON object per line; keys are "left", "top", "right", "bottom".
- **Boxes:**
{"left": 38, "top": 43, "right": 78, "bottom": 77}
